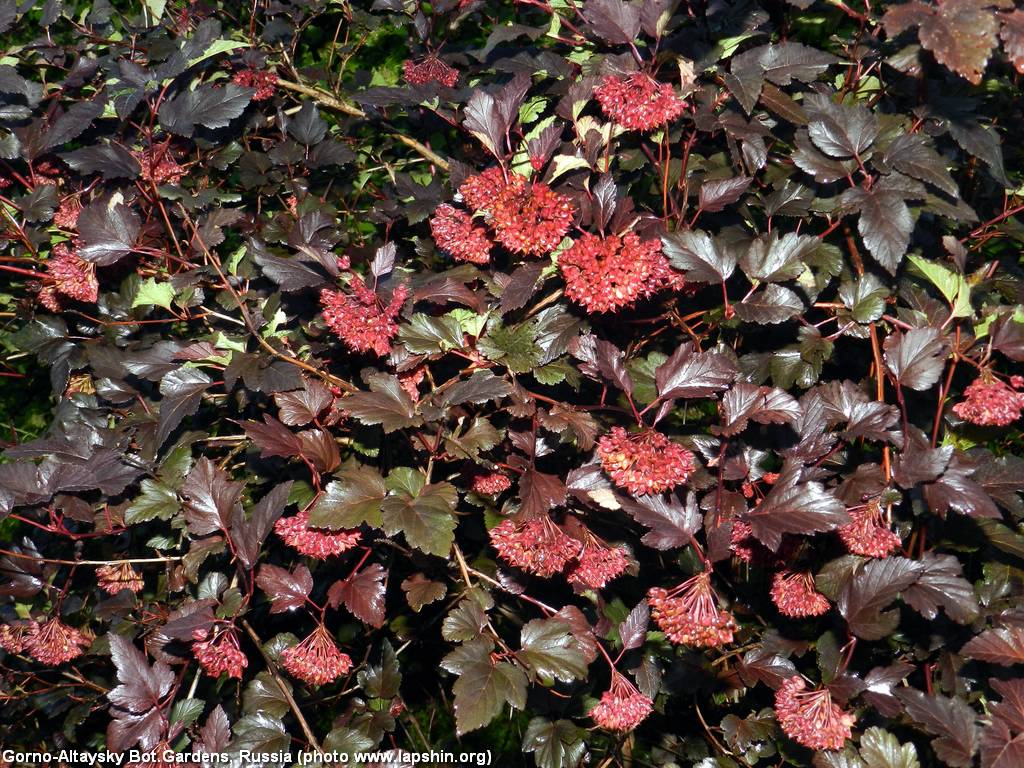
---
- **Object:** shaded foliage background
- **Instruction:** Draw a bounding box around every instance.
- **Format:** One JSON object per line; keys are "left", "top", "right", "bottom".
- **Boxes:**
{"left": 1, "top": 0, "right": 1024, "bottom": 766}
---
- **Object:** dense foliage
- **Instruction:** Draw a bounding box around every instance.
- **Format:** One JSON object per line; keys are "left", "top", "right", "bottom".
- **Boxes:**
{"left": 2, "top": 0, "right": 1024, "bottom": 765}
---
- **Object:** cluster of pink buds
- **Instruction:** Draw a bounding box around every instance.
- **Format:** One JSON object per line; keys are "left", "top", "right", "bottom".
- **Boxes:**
{"left": 281, "top": 625, "right": 353, "bottom": 686}
{"left": 470, "top": 471, "right": 513, "bottom": 496}
{"left": 320, "top": 275, "right": 408, "bottom": 357}
{"left": 770, "top": 571, "right": 830, "bottom": 617}
{"left": 560, "top": 232, "right": 682, "bottom": 314}
{"left": 275, "top": 510, "right": 362, "bottom": 559}
{"left": 593, "top": 72, "right": 687, "bottom": 131}
{"left": 25, "top": 618, "right": 90, "bottom": 665}
{"left": 839, "top": 501, "right": 901, "bottom": 558}
{"left": 489, "top": 516, "right": 580, "bottom": 577}
{"left": 429, "top": 204, "right": 492, "bottom": 264}
{"left": 597, "top": 427, "right": 696, "bottom": 495}
{"left": 590, "top": 671, "right": 653, "bottom": 731}
{"left": 192, "top": 625, "right": 247, "bottom": 679}
{"left": 774, "top": 675, "right": 855, "bottom": 751}
{"left": 96, "top": 562, "right": 144, "bottom": 595}
{"left": 648, "top": 571, "right": 737, "bottom": 648}
{"left": 403, "top": 56, "right": 458, "bottom": 88}
{"left": 952, "top": 375, "right": 1024, "bottom": 427}
{"left": 232, "top": 68, "right": 278, "bottom": 100}
{"left": 454, "top": 168, "right": 575, "bottom": 257}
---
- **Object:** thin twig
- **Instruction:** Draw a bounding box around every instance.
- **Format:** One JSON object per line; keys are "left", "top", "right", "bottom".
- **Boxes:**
{"left": 241, "top": 619, "right": 322, "bottom": 752}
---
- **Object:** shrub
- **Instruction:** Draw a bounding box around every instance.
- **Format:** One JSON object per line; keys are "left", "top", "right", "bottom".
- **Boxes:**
{"left": 1, "top": 1, "right": 1023, "bottom": 766}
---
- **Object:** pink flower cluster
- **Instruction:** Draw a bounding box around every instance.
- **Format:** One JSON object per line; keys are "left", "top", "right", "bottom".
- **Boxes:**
{"left": 275, "top": 510, "right": 362, "bottom": 559}
{"left": 457, "top": 168, "right": 575, "bottom": 257}
{"left": 774, "top": 675, "right": 855, "bottom": 751}
{"left": 593, "top": 73, "right": 687, "bottom": 131}
{"left": 839, "top": 502, "right": 901, "bottom": 559}
{"left": 429, "top": 204, "right": 492, "bottom": 264}
{"left": 96, "top": 562, "right": 144, "bottom": 595}
{"left": 648, "top": 572, "right": 737, "bottom": 648}
{"left": 39, "top": 242, "right": 98, "bottom": 311}
{"left": 952, "top": 376, "right": 1024, "bottom": 427}
{"left": 560, "top": 232, "right": 682, "bottom": 313}
{"left": 192, "top": 625, "right": 247, "bottom": 679}
{"left": 489, "top": 516, "right": 628, "bottom": 588}
{"left": 403, "top": 56, "right": 459, "bottom": 88}
{"left": 232, "top": 68, "right": 278, "bottom": 100}
{"left": 597, "top": 427, "right": 696, "bottom": 495}
{"left": 133, "top": 146, "right": 185, "bottom": 185}
{"left": 320, "top": 275, "right": 408, "bottom": 357}
{"left": 590, "top": 672, "right": 653, "bottom": 731}
{"left": 770, "top": 571, "right": 830, "bottom": 617}
{"left": 471, "top": 472, "right": 512, "bottom": 495}
{"left": 281, "top": 625, "right": 353, "bottom": 686}
{"left": 23, "top": 618, "right": 89, "bottom": 665}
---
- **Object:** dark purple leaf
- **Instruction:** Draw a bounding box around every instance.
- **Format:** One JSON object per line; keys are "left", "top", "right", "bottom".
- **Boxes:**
{"left": 884, "top": 328, "right": 949, "bottom": 391}
{"left": 519, "top": 468, "right": 567, "bottom": 519}
{"left": 581, "top": 0, "right": 641, "bottom": 44}
{"left": 180, "top": 458, "right": 244, "bottom": 536}
{"left": 661, "top": 230, "right": 737, "bottom": 283}
{"left": 328, "top": 563, "right": 386, "bottom": 627}
{"left": 77, "top": 199, "right": 141, "bottom": 265}
{"left": 897, "top": 689, "right": 979, "bottom": 768}
{"left": 655, "top": 343, "right": 737, "bottom": 400}
{"left": 961, "top": 627, "right": 1024, "bottom": 666}
{"left": 698, "top": 176, "right": 751, "bottom": 213}
{"left": 902, "top": 552, "right": 979, "bottom": 624}
{"left": 274, "top": 380, "right": 333, "bottom": 426}
{"left": 619, "top": 601, "right": 649, "bottom": 651}
{"left": 256, "top": 563, "right": 313, "bottom": 613}
{"left": 595, "top": 339, "right": 633, "bottom": 396}
{"left": 345, "top": 373, "right": 423, "bottom": 433}
{"left": 240, "top": 415, "right": 303, "bottom": 459}
{"left": 838, "top": 557, "right": 924, "bottom": 640}
{"left": 620, "top": 492, "right": 701, "bottom": 550}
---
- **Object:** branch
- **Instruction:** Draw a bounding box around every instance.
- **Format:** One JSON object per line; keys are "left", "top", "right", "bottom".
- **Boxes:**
{"left": 276, "top": 78, "right": 451, "bottom": 171}
{"left": 241, "top": 619, "right": 322, "bottom": 752}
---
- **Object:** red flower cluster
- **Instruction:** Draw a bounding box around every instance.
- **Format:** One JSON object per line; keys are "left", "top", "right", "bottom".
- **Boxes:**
{"left": 275, "top": 510, "right": 361, "bottom": 559}
{"left": 952, "top": 376, "right": 1024, "bottom": 427}
{"left": 471, "top": 472, "right": 512, "bottom": 495}
{"left": 133, "top": 147, "right": 185, "bottom": 185}
{"left": 53, "top": 194, "right": 81, "bottom": 229}
{"left": 403, "top": 56, "right": 459, "bottom": 88}
{"left": 730, "top": 518, "right": 758, "bottom": 563}
{"left": 567, "top": 541, "right": 629, "bottom": 590}
{"left": 648, "top": 572, "right": 737, "bottom": 648}
{"left": 281, "top": 625, "right": 353, "bottom": 686}
{"left": 597, "top": 427, "right": 696, "bottom": 495}
{"left": 489, "top": 516, "right": 580, "bottom": 577}
{"left": 770, "top": 571, "right": 830, "bottom": 617}
{"left": 594, "top": 73, "right": 687, "bottom": 131}
{"left": 192, "top": 625, "right": 247, "bottom": 679}
{"left": 0, "top": 620, "right": 34, "bottom": 654}
{"left": 398, "top": 366, "right": 426, "bottom": 401}
{"left": 96, "top": 562, "right": 144, "bottom": 595}
{"left": 774, "top": 675, "right": 855, "bottom": 751}
{"left": 320, "top": 276, "right": 408, "bottom": 357}
{"left": 560, "top": 232, "right": 681, "bottom": 313}
{"left": 25, "top": 618, "right": 89, "bottom": 665}
{"left": 458, "top": 169, "right": 574, "bottom": 256}
{"left": 590, "top": 672, "right": 653, "bottom": 731}
{"left": 39, "top": 243, "right": 98, "bottom": 311}
{"left": 232, "top": 68, "right": 278, "bottom": 100}
{"left": 839, "top": 502, "right": 901, "bottom": 558}
{"left": 429, "top": 204, "right": 492, "bottom": 264}
{"left": 458, "top": 167, "right": 510, "bottom": 211}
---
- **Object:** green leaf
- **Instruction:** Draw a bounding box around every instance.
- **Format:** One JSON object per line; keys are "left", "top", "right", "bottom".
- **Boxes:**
{"left": 169, "top": 697, "right": 205, "bottom": 727}
{"left": 906, "top": 254, "right": 971, "bottom": 318}
{"left": 132, "top": 277, "right": 176, "bottom": 310}
{"left": 518, "top": 618, "right": 589, "bottom": 683}
{"left": 188, "top": 39, "right": 249, "bottom": 68}
{"left": 478, "top": 320, "right": 542, "bottom": 373}
{"left": 125, "top": 479, "right": 179, "bottom": 524}
{"left": 309, "top": 462, "right": 386, "bottom": 529}
{"left": 242, "top": 672, "right": 292, "bottom": 719}
{"left": 398, "top": 313, "right": 465, "bottom": 354}
{"left": 441, "top": 639, "right": 528, "bottom": 735}
{"left": 381, "top": 479, "right": 458, "bottom": 557}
